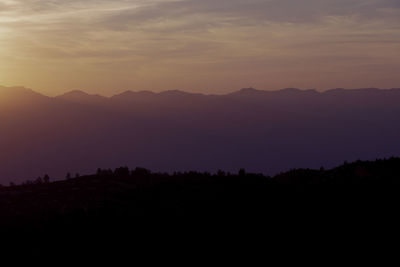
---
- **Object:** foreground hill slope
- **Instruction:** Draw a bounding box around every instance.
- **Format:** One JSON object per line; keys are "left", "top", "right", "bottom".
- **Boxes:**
{"left": 2, "top": 158, "right": 400, "bottom": 257}
{"left": 1, "top": 158, "right": 400, "bottom": 229}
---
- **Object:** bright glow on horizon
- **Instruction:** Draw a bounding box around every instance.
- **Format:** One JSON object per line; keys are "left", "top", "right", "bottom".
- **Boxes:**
{"left": 1, "top": 0, "right": 399, "bottom": 96}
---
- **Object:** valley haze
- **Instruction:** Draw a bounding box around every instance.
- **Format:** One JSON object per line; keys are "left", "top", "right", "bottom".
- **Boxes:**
{"left": 1, "top": 85, "right": 400, "bottom": 184}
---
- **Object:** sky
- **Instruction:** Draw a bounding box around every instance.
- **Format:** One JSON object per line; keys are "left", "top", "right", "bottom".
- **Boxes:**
{"left": 0, "top": 0, "right": 399, "bottom": 96}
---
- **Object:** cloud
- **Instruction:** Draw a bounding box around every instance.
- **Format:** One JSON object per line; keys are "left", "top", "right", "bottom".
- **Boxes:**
{"left": 0, "top": 0, "right": 399, "bottom": 94}
{"left": 99, "top": 0, "right": 400, "bottom": 26}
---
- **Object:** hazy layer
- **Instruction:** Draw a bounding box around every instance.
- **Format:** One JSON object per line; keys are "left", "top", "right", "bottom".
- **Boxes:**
{"left": 1, "top": 86, "right": 400, "bottom": 183}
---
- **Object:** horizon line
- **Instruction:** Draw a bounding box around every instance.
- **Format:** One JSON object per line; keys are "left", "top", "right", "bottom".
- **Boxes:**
{"left": 2, "top": 85, "right": 400, "bottom": 98}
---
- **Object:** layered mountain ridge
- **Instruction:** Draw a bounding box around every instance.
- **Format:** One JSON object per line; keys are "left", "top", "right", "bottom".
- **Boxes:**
{"left": 1, "top": 85, "right": 400, "bottom": 183}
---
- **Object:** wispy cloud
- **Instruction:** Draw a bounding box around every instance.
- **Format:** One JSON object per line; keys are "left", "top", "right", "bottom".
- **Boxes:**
{"left": 0, "top": 0, "right": 399, "bottom": 95}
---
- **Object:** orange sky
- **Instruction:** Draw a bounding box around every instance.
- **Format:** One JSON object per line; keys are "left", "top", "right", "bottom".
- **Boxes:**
{"left": 1, "top": 0, "right": 399, "bottom": 96}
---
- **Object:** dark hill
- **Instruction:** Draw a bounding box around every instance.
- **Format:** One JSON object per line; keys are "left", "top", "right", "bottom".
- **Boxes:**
{"left": 2, "top": 158, "right": 399, "bottom": 257}
{"left": 2, "top": 157, "right": 400, "bottom": 228}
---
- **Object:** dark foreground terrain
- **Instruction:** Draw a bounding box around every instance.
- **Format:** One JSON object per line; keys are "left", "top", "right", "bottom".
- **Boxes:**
{"left": 1, "top": 158, "right": 400, "bottom": 257}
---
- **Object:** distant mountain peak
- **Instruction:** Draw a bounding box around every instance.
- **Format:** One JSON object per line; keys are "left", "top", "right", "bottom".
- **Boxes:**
{"left": 137, "top": 90, "right": 156, "bottom": 96}
{"left": 230, "top": 87, "right": 320, "bottom": 96}
{"left": 59, "top": 90, "right": 91, "bottom": 97}
{"left": 112, "top": 90, "right": 156, "bottom": 98}
{"left": 239, "top": 87, "right": 259, "bottom": 92}
{"left": 159, "top": 90, "right": 199, "bottom": 96}
{"left": 230, "top": 88, "right": 264, "bottom": 95}
{"left": 325, "top": 88, "right": 383, "bottom": 95}
{"left": 60, "top": 90, "right": 107, "bottom": 97}
{"left": 113, "top": 90, "right": 134, "bottom": 97}
{"left": 0, "top": 85, "right": 47, "bottom": 99}
{"left": 279, "top": 88, "right": 301, "bottom": 92}
{"left": 278, "top": 88, "right": 319, "bottom": 94}
{"left": 1, "top": 85, "right": 38, "bottom": 94}
{"left": 57, "top": 90, "right": 106, "bottom": 104}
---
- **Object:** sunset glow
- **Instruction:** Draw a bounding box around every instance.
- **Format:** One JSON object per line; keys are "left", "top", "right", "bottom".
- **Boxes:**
{"left": 1, "top": 0, "right": 399, "bottom": 95}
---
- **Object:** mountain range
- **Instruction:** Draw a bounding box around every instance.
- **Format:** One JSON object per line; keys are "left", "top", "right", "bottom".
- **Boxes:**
{"left": 1, "top": 85, "right": 400, "bottom": 183}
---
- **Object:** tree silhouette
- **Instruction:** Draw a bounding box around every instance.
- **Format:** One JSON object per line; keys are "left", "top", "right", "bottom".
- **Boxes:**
{"left": 43, "top": 174, "right": 50, "bottom": 184}
{"left": 114, "top": 166, "right": 130, "bottom": 177}
{"left": 217, "top": 170, "right": 226, "bottom": 177}
{"left": 132, "top": 167, "right": 150, "bottom": 176}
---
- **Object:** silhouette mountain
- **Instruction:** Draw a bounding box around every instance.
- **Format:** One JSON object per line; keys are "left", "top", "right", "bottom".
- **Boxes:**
{"left": 1, "top": 85, "right": 400, "bottom": 183}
